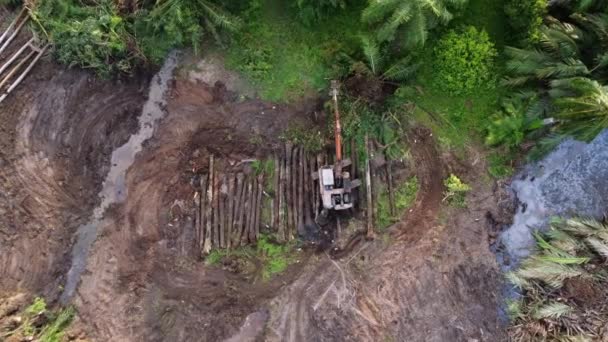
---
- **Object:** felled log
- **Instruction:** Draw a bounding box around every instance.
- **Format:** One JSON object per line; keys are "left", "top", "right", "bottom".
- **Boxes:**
{"left": 278, "top": 151, "right": 286, "bottom": 242}
{"left": 254, "top": 174, "right": 264, "bottom": 240}
{"left": 232, "top": 173, "right": 245, "bottom": 246}
{"left": 285, "top": 143, "right": 294, "bottom": 240}
{"left": 241, "top": 176, "right": 253, "bottom": 246}
{"left": 198, "top": 174, "right": 208, "bottom": 255}
{"left": 365, "top": 135, "right": 373, "bottom": 237}
{"left": 227, "top": 173, "right": 235, "bottom": 249}
{"left": 203, "top": 156, "right": 214, "bottom": 254}
{"left": 219, "top": 174, "right": 227, "bottom": 248}
{"left": 272, "top": 156, "right": 280, "bottom": 233}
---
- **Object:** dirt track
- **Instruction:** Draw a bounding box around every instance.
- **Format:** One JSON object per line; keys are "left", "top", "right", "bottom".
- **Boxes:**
{"left": 0, "top": 53, "right": 512, "bottom": 341}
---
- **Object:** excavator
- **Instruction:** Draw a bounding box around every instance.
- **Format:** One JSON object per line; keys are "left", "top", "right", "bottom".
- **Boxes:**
{"left": 313, "top": 80, "right": 361, "bottom": 214}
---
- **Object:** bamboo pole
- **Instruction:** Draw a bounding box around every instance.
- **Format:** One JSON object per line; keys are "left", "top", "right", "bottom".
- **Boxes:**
{"left": 0, "top": 9, "right": 27, "bottom": 56}
{"left": 278, "top": 151, "right": 286, "bottom": 242}
{"left": 285, "top": 143, "right": 293, "bottom": 240}
{"left": 219, "top": 174, "right": 227, "bottom": 248}
{"left": 232, "top": 173, "right": 245, "bottom": 246}
{"left": 0, "top": 45, "right": 48, "bottom": 105}
{"left": 0, "top": 49, "right": 34, "bottom": 90}
{"left": 203, "top": 156, "right": 214, "bottom": 253}
{"left": 199, "top": 174, "right": 208, "bottom": 255}
{"left": 0, "top": 8, "right": 26, "bottom": 47}
{"left": 226, "top": 173, "right": 235, "bottom": 249}
{"left": 0, "top": 38, "right": 32, "bottom": 77}
{"left": 254, "top": 174, "right": 264, "bottom": 240}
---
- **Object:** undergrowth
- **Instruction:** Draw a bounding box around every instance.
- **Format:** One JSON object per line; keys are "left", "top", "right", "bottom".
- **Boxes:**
{"left": 206, "top": 234, "right": 295, "bottom": 281}
{"left": 443, "top": 174, "right": 471, "bottom": 207}
{"left": 225, "top": 0, "right": 365, "bottom": 102}
{"left": 376, "top": 176, "right": 419, "bottom": 229}
{"left": 2, "top": 297, "right": 75, "bottom": 342}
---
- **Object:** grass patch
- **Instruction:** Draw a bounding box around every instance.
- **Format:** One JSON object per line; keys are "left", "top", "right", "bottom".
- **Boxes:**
{"left": 487, "top": 151, "right": 515, "bottom": 179}
{"left": 225, "top": 0, "right": 365, "bottom": 102}
{"left": 376, "top": 176, "right": 419, "bottom": 229}
{"left": 205, "top": 234, "right": 296, "bottom": 281}
{"left": 3, "top": 297, "right": 75, "bottom": 342}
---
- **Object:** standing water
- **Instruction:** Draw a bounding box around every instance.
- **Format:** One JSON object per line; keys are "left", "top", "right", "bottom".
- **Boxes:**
{"left": 60, "top": 52, "right": 179, "bottom": 303}
{"left": 498, "top": 129, "right": 608, "bottom": 267}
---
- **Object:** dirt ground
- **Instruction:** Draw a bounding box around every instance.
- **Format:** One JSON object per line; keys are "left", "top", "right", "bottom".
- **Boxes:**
{"left": 0, "top": 48, "right": 515, "bottom": 341}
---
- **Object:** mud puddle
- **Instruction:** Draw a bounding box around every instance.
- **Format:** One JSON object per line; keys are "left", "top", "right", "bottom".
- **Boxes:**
{"left": 60, "top": 52, "right": 179, "bottom": 303}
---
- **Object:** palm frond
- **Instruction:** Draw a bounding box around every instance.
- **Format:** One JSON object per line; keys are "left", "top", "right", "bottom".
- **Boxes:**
{"left": 382, "top": 56, "right": 420, "bottom": 81}
{"left": 586, "top": 237, "right": 608, "bottom": 259}
{"left": 360, "top": 35, "right": 382, "bottom": 75}
{"left": 532, "top": 302, "right": 573, "bottom": 319}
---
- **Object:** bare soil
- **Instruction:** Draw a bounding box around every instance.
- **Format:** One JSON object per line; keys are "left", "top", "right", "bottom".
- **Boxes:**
{"left": 0, "top": 52, "right": 511, "bottom": 341}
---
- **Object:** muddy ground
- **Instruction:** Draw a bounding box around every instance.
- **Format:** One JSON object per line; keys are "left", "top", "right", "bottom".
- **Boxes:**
{"left": 0, "top": 48, "right": 514, "bottom": 341}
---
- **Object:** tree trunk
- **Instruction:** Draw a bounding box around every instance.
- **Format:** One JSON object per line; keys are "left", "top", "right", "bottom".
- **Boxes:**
{"left": 365, "top": 135, "right": 373, "bottom": 237}
{"left": 272, "top": 156, "right": 280, "bottom": 234}
{"left": 254, "top": 174, "right": 264, "bottom": 241}
{"left": 241, "top": 176, "right": 253, "bottom": 246}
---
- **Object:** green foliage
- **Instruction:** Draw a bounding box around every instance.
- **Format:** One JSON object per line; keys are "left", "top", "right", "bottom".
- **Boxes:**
{"left": 377, "top": 177, "right": 419, "bottom": 229}
{"left": 39, "top": 307, "right": 75, "bottom": 342}
{"left": 295, "top": 0, "right": 347, "bottom": 25}
{"left": 443, "top": 174, "right": 470, "bottom": 207}
{"left": 256, "top": 234, "right": 293, "bottom": 279}
{"left": 504, "top": 0, "right": 546, "bottom": 43}
{"left": 433, "top": 26, "right": 497, "bottom": 95}
{"left": 485, "top": 98, "right": 543, "bottom": 149}
{"left": 487, "top": 152, "right": 514, "bottom": 178}
{"left": 251, "top": 159, "right": 275, "bottom": 176}
{"left": 32, "top": 0, "right": 137, "bottom": 77}
{"left": 507, "top": 217, "right": 608, "bottom": 341}
{"left": 362, "top": 0, "right": 468, "bottom": 47}
{"left": 205, "top": 234, "right": 294, "bottom": 281}
{"left": 282, "top": 124, "right": 327, "bottom": 153}
{"left": 4, "top": 298, "right": 74, "bottom": 342}
{"left": 226, "top": 0, "right": 362, "bottom": 101}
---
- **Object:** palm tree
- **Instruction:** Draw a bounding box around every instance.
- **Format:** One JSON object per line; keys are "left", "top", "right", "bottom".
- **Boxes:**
{"left": 362, "top": 0, "right": 468, "bottom": 47}
{"left": 342, "top": 36, "right": 420, "bottom": 101}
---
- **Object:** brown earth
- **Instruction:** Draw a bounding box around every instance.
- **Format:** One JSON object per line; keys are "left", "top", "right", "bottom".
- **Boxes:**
{"left": 0, "top": 49, "right": 512, "bottom": 341}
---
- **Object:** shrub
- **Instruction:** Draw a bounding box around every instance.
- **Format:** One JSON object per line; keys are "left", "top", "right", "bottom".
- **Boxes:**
{"left": 32, "top": 0, "right": 139, "bottom": 77}
{"left": 485, "top": 98, "right": 543, "bottom": 149}
{"left": 433, "top": 26, "right": 497, "bottom": 95}
{"left": 295, "top": 0, "right": 347, "bottom": 25}
{"left": 504, "top": 0, "right": 546, "bottom": 44}
{"left": 443, "top": 174, "right": 470, "bottom": 207}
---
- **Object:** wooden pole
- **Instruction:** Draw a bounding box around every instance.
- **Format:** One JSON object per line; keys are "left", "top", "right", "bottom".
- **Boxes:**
{"left": 254, "top": 174, "right": 264, "bottom": 240}
{"left": 365, "top": 135, "right": 374, "bottom": 237}
{"left": 231, "top": 172, "right": 244, "bottom": 247}
{"left": 290, "top": 146, "right": 299, "bottom": 240}
{"left": 213, "top": 169, "right": 220, "bottom": 248}
{"left": 203, "top": 156, "right": 214, "bottom": 254}
{"left": 285, "top": 143, "right": 293, "bottom": 240}
{"left": 247, "top": 176, "right": 258, "bottom": 242}
{"left": 278, "top": 151, "right": 286, "bottom": 242}
{"left": 272, "top": 157, "right": 280, "bottom": 233}
{"left": 219, "top": 174, "right": 227, "bottom": 248}
{"left": 198, "top": 174, "right": 208, "bottom": 256}
{"left": 227, "top": 173, "right": 235, "bottom": 249}
{"left": 297, "top": 147, "right": 304, "bottom": 234}
{"left": 241, "top": 176, "right": 253, "bottom": 246}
